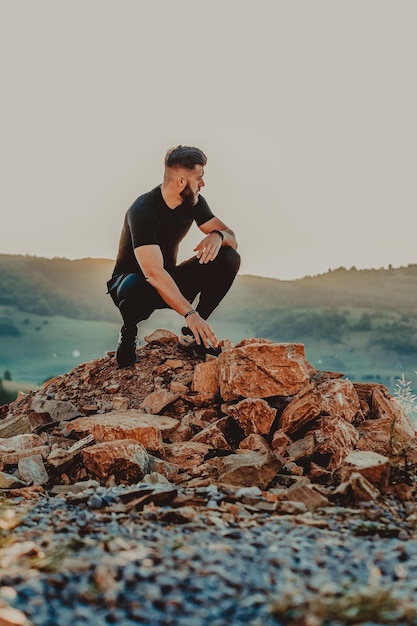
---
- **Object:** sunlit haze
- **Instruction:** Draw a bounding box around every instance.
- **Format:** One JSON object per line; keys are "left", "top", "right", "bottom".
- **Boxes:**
{"left": 1, "top": 1, "right": 416, "bottom": 280}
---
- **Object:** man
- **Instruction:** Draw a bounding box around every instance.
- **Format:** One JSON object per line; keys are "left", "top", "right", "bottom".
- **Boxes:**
{"left": 107, "top": 145, "right": 240, "bottom": 367}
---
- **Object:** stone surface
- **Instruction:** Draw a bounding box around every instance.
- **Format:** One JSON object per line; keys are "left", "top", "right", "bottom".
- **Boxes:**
{"left": 139, "top": 389, "right": 181, "bottom": 414}
{"left": 271, "top": 429, "right": 292, "bottom": 455}
{"left": 0, "top": 413, "right": 33, "bottom": 438}
{"left": 191, "top": 360, "right": 219, "bottom": 394}
{"left": 164, "top": 442, "right": 211, "bottom": 470}
{"left": 317, "top": 378, "right": 362, "bottom": 423}
{"left": 239, "top": 433, "right": 272, "bottom": 453}
{"left": 218, "top": 342, "right": 315, "bottom": 402}
{"left": 312, "top": 416, "right": 360, "bottom": 469}
{"left": 191, "top": 419, "right": 231, "bottom": 449}
{"left": 63, "top": 411, "right": 179, "bottom": 455}
{"left": 212, "top": 451, "right": 283, "bottom": 488}
{"left": 332, "top": 471, "right": 381, "bottom": 502}
{"left": 340, "top": 450, "right": 390, "bottom": 490}
{"left": 18, "top": 454, "right": 49, "bottom": 485}
{"left": 81, "top": 439, "right": 150, "bottom": 484}
{"left": 30, "top": 395, "right": 82, "bottom": 421}
{"left": 224, "top": 397, "right": 276, "bottom": 435}
{"left": 279, "top": 382, "right": 322, "bottom": 434}
{"left": 283, "top": 478, "right": 330, "bottom": 510}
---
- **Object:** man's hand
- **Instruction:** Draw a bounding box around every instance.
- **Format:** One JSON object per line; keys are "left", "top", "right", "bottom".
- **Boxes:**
{"left": 186, "top": 312, "right": 219, "bottom": 348}
{"left": 194, "top": 231, "right": 223, "bottom": 264}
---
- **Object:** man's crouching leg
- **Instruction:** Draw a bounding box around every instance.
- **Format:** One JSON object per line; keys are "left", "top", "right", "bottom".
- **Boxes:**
{"left": 113, "top": 274, "right": 155, "bottom": 368}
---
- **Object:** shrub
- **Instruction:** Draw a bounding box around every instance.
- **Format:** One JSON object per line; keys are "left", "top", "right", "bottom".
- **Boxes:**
{"left": 0, "top": 317, "right": 20, "bottom": 337}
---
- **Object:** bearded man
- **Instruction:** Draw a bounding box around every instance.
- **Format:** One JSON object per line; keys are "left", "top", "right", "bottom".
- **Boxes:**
{"left": 107, "top": 145, "right": 240, "bottom": 367}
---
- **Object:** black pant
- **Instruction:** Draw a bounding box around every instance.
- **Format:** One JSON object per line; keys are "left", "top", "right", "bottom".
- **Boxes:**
{"left": 107, "top": 247, "right": 241, "bottom": 328}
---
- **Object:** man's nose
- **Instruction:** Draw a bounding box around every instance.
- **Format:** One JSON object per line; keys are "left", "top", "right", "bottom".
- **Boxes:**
{"left": 200, "top": 179, "right": 205, "bottom": 187}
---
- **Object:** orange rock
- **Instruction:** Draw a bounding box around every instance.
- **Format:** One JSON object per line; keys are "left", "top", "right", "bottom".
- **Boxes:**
{"left": 82, "top": 439, "right": 149, "bottom": 484}
{"left": 317, "top": 378, "right": 362, "bottom": 423}
{"left": 192, "top": 360, "right": 219, "bottom": 394}
{"left": 218, "top": 342, "right": 315, "bottom": 402}
{"left": 164, "top": 442, "right": 212, "bottom": 470}
{"left": 63, "top": 411, "right": 179, "bottom": 455}
{"left": 224, "top": 398, "right": 276, "bottom": 436}
{"left": 279, "top": 382, "right": 322, "bottom": 435}
{"left": 340, "top": 450, "right": 390, "bottom": 490}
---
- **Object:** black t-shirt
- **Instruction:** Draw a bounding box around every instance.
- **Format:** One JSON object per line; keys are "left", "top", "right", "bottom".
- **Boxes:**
{"left": 112, "top": 185, "right": 215, "bottom": 276}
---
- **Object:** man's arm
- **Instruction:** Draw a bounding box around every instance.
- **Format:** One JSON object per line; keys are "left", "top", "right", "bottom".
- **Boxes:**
{"left": 134, "top": 244, "right": 219, "bottom": 348}
{"left": 194, "top": 216, "right": 238, "bottom": 264}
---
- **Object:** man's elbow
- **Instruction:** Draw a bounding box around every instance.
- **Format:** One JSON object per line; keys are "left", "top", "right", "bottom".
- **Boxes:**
{"left": 143, "top": 266, "right": 165, "bottom": 286}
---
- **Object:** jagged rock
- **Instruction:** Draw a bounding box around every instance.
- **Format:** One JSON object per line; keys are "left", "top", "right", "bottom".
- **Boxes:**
{"left": 111, "top": 397, "right": 130, "bottom": 410}
{"left": 224, "top": 398, "right": 276, "bottom": 436}
{"left": 0, "top": 413, "right": 33, "bottom": 438}
{"left": 81, "top": 439, "right": 150, "bottom": 484}
{"left": 279, "top": 381, "right": 322, "bottom": 434}
{"left": 340, "top": 450, "right": 390, "bottom": 490}
{"left": 212, "top": 451, "right": 283, "bottom": 488}
{"left": 169, "top": 380, "right": 189, "bottom": 395}
{"left": 187, "top": 392, "right": 217, "bottom": 408}
{"left": 0, "top": 434, "right": 50, "bottom": 470}
{"left": 287, "top": 433, "right": 315, "bottom": 461}
{"left": 146, "top": 456, "right": 180, "bottom": 482}
{"left": 168, "top": 415, "right": 195, "bottom": 443}
{"left": 18, "top": 454, "right": 49, "bottom": 485}
{"left": 164, "top": 442, "right": 212, "bottom": 470}
{"left": 239, "top": 433, "right": 272, "bottom": 453}
{"left": 192, "top": 360, "right": 219, "bottom": 394}
{"left": 139, "top": 389, "right": 181, "bottom": 414}
{"left": 154, "top": 358, "right": 184, "bottom": 375}
{"left": 218, "top": 342, "right": 315, "bottom": 402}
{"left": 47, "top": 435, "right": 95, "bottom": 470}
{"left": 271, "top": 429, "right": 292, "bottom": 455}
{"left": 283, "top": 478, "right": 329, "bottom": 510}
{"left": 312, "top": 416, "right": 360, "bottom": 469}
{"left": 30, "top": 395, "right": 82, "bottom": 422}
{"left": 332, "top": 472, "right": 381, "bottom": 502}
{"left": 355, "top": 386, "right": 416, "bottom": 456}
{"left": 0, "top": 471, "right": 27, "bottom": 489}
{"left": 191, "top": 418, "right": 231, "bottom": 449}
{"left": 144, "top": 328, "right": 178, "bottom": 344}
{"left": 316, "top": 378, "right": 362, "bottom": 423}
{"left": 63, "top": 411, "right": 179, "bottom": 455}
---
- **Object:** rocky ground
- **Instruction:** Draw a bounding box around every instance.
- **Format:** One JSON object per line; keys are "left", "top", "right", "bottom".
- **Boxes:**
{"left": 1, "top": 484, "right": 417, "bottom": 626}
{"left": 1, "top": 331, "right": 417, "bottom": 625}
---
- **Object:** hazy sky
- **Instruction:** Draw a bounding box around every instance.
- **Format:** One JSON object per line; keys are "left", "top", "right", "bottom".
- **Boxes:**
{"left": 1, "top": 0, "right": 416, "bottom": 279}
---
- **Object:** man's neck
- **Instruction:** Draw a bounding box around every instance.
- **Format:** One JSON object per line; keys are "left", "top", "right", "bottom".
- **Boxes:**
{"left": 160, "top": 183, "right": 182, "bottom": 210}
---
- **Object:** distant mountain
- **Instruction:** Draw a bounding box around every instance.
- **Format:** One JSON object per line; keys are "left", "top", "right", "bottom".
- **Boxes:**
{"left": 1, "top": 253, "right": 417, "bottom": 322}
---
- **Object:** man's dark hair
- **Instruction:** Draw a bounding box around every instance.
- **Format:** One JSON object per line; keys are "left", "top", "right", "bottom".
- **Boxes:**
{"left": 165, "top": 145, "right": 207, "bottom": 170}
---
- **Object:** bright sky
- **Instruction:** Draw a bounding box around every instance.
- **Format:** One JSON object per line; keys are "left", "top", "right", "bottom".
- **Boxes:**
{"left": 1, "top": 0, "right": 416, "bottom": 280}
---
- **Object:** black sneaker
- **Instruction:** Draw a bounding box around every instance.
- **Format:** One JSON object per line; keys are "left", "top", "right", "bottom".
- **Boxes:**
{"left": 178, "top": 326, "right": 221, "bottom": 357}
{"left": 116, "top": 325, "right": 138, "bottom": 367}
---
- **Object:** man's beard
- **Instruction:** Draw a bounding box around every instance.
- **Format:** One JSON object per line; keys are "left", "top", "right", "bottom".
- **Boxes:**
{"left": 180, "top": 183, "right": 198, "bottom": 207}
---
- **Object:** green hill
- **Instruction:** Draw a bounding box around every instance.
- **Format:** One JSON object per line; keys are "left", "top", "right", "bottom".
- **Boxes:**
{"left": 0, "top": 254, "right": 416, "bottom": 401}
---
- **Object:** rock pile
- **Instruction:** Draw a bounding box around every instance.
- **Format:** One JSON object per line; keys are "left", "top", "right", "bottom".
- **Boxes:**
{"left": 1, "top": 330, "right": 416, "bottom": 509}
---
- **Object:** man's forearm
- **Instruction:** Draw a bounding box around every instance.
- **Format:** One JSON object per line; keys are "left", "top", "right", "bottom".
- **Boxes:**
{"left": 145, "top": 268, "right": 192, "bottom": 316}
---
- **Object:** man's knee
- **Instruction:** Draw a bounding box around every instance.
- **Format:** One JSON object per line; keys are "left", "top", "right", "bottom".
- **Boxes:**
{"left": 116, "top": 274, "right": 146, "bottom": 304}
{"left": 217, "top": 247, "right": 241, "bottom": 275}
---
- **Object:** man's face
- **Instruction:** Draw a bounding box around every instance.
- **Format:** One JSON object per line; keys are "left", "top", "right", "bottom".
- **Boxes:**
{"left": 180, "top": 165, "right": 205, "bottom": 206}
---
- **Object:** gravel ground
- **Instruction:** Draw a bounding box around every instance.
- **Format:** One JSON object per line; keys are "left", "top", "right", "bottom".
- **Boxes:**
{"left": 2, "top": 484, "right": 417, "bottom": 626}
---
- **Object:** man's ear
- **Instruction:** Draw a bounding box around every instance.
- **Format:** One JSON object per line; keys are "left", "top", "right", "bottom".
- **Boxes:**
{"left": 177, "top": 175, "right": 186, "bottom": 190}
